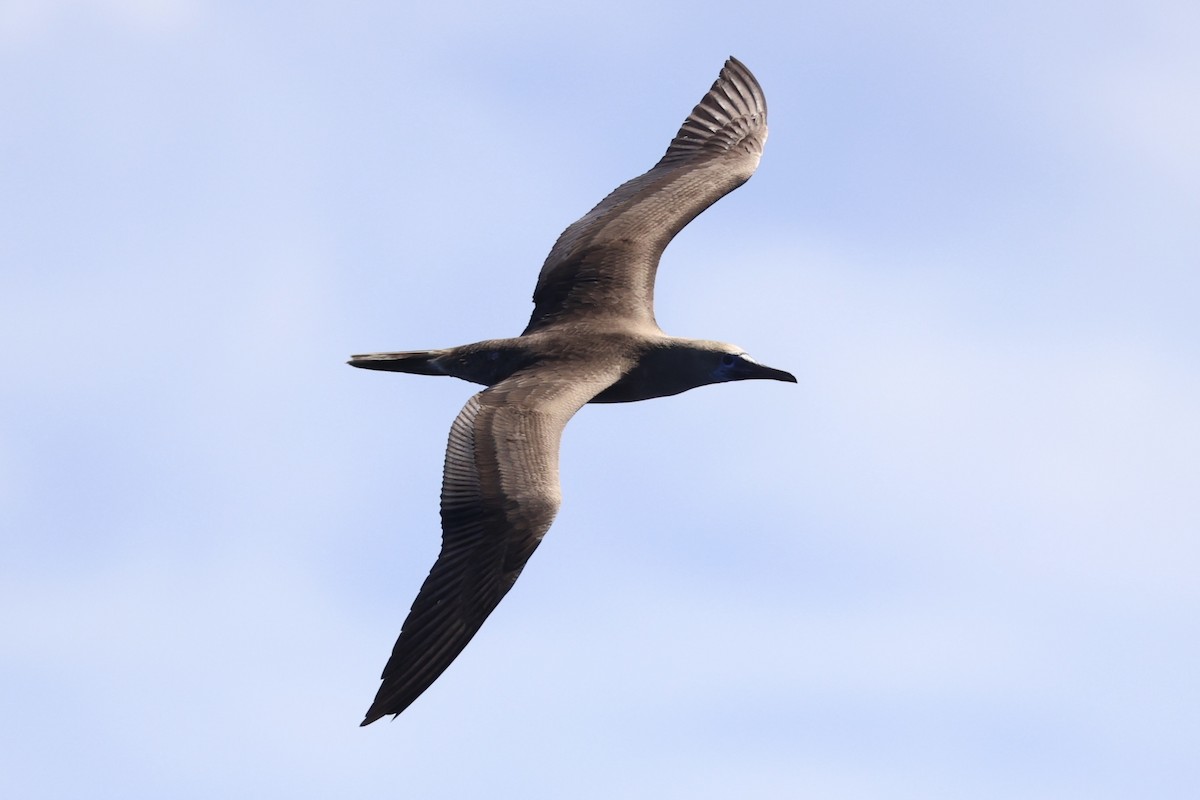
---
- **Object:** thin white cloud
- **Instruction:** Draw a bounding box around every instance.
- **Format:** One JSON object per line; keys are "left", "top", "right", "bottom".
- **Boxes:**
{"left": 1092, "top": 58, "right": 1200, "bottom": 180}
{"left": 0, "top": 0, "right": 198, "bottom": 48}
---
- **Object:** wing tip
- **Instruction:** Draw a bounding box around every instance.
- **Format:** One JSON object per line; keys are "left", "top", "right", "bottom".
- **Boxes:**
{"left": 657, "top": 56, "right": 767, "bottom": 167}
{"left": 719, "top": 55, "right": 766, "bottom": 115}
{"left": 360, "top": 702, "right": 397, "bottom": 726}
{"left": 722, "top": 55, "right": 752, "bottom": 81}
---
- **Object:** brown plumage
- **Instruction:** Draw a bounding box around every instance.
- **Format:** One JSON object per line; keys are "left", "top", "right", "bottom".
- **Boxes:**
{"left": 350, "top": 57, "right": 793, "bottom": 725}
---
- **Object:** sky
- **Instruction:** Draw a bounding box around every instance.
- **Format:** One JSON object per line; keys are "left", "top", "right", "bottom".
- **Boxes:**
{"left": 2, "top": 1, "right": 1198, "bottom": 797}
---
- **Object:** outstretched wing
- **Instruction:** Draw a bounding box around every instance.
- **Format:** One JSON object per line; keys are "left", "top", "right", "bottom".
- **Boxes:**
{"left": 360, "top": 366, "right": 620, "bottom": 724}
{"left": 524, "top": 57, "right": 768, "bottom": 334}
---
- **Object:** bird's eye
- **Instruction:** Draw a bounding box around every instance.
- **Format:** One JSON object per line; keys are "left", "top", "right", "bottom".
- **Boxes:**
{"left": 720, "top": 354, "right": 737, "bottom": 367}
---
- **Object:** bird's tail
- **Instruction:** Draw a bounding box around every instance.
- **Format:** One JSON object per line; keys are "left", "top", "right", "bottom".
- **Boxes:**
{"left": 347, "top": 349, "right": 446, "bottom": 375}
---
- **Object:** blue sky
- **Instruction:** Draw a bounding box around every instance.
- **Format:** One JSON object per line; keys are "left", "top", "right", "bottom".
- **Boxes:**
{"left": 2, "top": 1, "right": 1198, "bottom": 797}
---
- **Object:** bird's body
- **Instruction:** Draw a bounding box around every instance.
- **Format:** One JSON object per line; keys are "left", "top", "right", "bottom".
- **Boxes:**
{"left": 351, "top": 57, "right": 793, "bottom": 725}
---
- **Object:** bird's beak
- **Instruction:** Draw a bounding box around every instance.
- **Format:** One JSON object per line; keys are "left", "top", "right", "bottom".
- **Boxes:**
{"left": 740, "top": 361, "right": 797, "bottom": 383}
{"left": 758, "top": 364, "right": 798, "bottom": 383}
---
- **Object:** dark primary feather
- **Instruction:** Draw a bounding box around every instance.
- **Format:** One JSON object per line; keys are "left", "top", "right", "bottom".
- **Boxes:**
{"left": 524, "top": 57, "right": 768, "bottom": 334}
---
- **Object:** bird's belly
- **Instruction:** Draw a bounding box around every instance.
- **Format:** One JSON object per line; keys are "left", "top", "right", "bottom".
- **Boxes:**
{"left": 588, "top": 375, "right": 689, "bottom": 404}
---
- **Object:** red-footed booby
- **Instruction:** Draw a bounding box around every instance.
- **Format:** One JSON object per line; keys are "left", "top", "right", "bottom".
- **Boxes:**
{"left": 351, "top": 57, "right": 793, "bottom": 725}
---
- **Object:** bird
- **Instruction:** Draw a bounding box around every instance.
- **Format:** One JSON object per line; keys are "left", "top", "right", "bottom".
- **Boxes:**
{"left": 350, "top": 56, "right": 794, "bottom": 725}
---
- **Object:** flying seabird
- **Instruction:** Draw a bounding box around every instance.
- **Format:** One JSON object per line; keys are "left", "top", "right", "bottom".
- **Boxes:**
{"left": 350, "top": 57, "right": 794, "bottom": 725}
